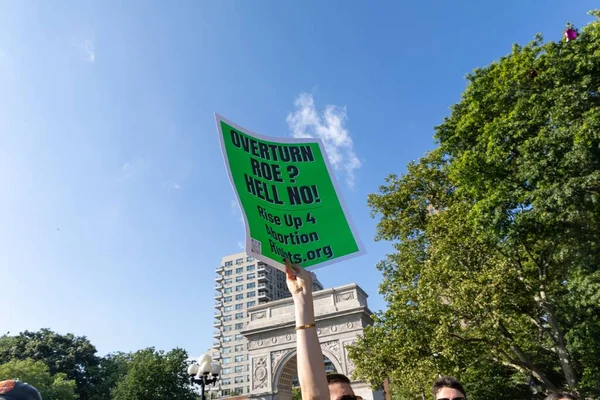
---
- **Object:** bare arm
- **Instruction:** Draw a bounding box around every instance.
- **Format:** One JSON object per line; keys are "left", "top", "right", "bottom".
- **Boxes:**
{"left": 285, "top": 259, "right": 330, "bottom": 400}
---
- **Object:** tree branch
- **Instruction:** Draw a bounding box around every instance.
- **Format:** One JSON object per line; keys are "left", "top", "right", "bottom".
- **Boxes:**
{"left": 497, "top": 320, "right": 557, "bottom": 391}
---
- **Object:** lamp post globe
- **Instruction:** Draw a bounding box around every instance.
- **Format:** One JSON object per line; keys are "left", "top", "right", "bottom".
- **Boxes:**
{"left": 188, "top": 353, "right": 221, "bottom": 400}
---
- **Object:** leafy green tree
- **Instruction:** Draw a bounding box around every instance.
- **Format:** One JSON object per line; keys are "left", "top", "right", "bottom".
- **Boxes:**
{"left": 0, "top": 358, "right": 76, "bottom": 400}
{"left": 349, "top": 10, "right": 600, "bottom": 399}
{"left": 0, "top": 328, "right": 102, "bottom": 399}
{"left": 111, "top": 347, "right": 196, "bottom": 400}
{"left": 92, "top": 352, "right": 132, "bottom": 399}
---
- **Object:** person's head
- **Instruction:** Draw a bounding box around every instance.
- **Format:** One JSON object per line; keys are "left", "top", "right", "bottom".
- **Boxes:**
{"left": 545, "top": 393, "right": 578, "bottom": 400}
{"left": 327, "top": 373, "right": 357, "bottom": 400}
{"left": 432, "top": 376, "right": 466, "bottom": 400}
{"left": 0, "top": 380, "right": 42, "bottom": 400}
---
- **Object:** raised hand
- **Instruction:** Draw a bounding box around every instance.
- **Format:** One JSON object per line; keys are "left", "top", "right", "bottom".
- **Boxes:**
{"left": 285, "top": 258, "right": 313, "bottom": 298}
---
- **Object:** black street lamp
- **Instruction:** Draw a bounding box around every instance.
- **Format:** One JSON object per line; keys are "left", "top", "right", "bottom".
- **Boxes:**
{"left": 187, "top": 353, "right": 221, "bottom": 400}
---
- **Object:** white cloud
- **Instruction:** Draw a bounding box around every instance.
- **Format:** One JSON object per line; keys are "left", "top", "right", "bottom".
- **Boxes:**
{"left": 121, "top": 162, "right": 134, "bottom": 180}
{"left": 173, "top": 183, "right": 181, "bottom": 190}
{"left": 118, "top": 159, "right": 145, "bottom": 182}
{"left": 83, "top": 40, "right": 95, "bottom": 63}
{"left": 286, "top": 93, "right": 361, "bottom": 188}
{"left": 237, "top": 241, "right": 245, "bottom": 250}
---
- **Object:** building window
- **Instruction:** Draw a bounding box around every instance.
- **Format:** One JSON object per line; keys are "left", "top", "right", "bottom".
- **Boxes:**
{"left": 246, "top": 264, "right": 255, "bottom": 271}
{"left": 236, "top": 267, "right": 243, "bottom": 274}
{"left": 247, "top": 301, "right": 256, "bottom": 307}
{"left": 235, "top": 294, "right": 244, "bottom": 300}
{"left": 222, "top": 368, "right": 231, "bottom": 375}
{"left": 235, "top": 303, "right": 243, "bottom": 310}
{"left": 246, "top": 282, "right": 255, "bottom": 289}
{"left": 223, "top": 336, "right": 232, "bottom": 342}
{"left": 235, "top": 312, "right": 244, "bottom": 320}
{"left": 224, "top": 278, "right": 232, "bottom": 285}
{"left": 224, "top": 270, "right": 233, "bottom": 276}
{"left": 224, "top": 287, "right": 232, "bottom": 294}
{"left": 223, "top": 296, "right": 232, "bottom": 303}
{"left": 222, "top": 347, "right": 231, "bottom": 354}
{"left": 223, "top": 325, "right": 232, "bottom": 332}
{"left": 235, "top": 334, "right": 244, "bottom": 341}
{"left": 235, "top": 323, "right": 244, "bottom": 330}
{"left": 223, "top": 315, "right": 232, "bottom": 321}
{"left": 234, "top": 376, "right": 244, "bottom": 383}
{"left": 224, "top": 306, "right": 232, "bottom": 312}
{"left": 235, "top": 366, "right": 244, "bottom": 373}
{"left": 236, "top": 276, "right": 244, "bottom": 282}
{"left": 222, "top": 379, "right": 231, "bottom": 386}
{"left": 235, "top": 345, "right": 244, "bottom": 352}
{"left": 225, "top": 261, "right": 233, "bottom": 267}
{"left": 247, "top": 291, "right": 256, "bottom": 298}
{"left": 247, "top": 273, "right": 255, "bottom": 279}
{"left": 235, "top": 355, "right": 244, "bottom": 362}
{"left": 235, "top": 258, "right": 243, "bottom": 264}
{"left": 222, "top": 357, "right": 232, "bottom": 364}
{"left": 247, "top": 257, "right": 254, "bottom": 262}
{"left": 235, "top": 285, "right": 243, "bottom": 292}
{"left": 233, "top": 387, "right": 243, "bottom": 395}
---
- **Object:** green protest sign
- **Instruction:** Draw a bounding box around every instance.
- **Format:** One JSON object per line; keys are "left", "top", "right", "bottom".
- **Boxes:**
{"left": 216, "top": 114, "right": 365, "bottom": 271}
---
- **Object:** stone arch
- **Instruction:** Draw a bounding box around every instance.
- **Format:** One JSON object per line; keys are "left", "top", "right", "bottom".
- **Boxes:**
{"left": 242, "top": 284, "right": 381, "bottom": 400}
{"left": 271, "top": 347, "right": 345, "bottom": 399}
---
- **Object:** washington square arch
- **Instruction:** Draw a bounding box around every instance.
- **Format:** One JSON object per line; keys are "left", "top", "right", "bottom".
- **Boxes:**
{"left": 240, "top": 284, "right": 384, "bottom": 400}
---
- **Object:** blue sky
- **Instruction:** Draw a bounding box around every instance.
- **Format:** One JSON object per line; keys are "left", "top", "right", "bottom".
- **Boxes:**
{"left": 1, "top": 1, "right": 596, "bottom": 357}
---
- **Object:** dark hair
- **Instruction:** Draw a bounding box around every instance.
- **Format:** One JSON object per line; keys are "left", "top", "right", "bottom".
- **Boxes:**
{"left": 545, "top": 393, "right": 578, "bottom": 400}
{"left": 327, "top": 373, "right": 352, "bottom": 385}
{"left": 433, "top": 376, "right": 466, "bottom": 399}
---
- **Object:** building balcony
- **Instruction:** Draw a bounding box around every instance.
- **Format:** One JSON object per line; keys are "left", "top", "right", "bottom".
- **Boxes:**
{"left": 212, "top": 351, "right": 221, "bottom": 360}
{"left": 215, "top": 300, "right": 222, "bottom": 307}
{"left": 257, "top": 264, "right": 266, "bottom": 272}
{"left": 215, "top": 283, "right": 223, "bottom": 289}
{"left": 215, "top": 292, "right": 223, "bottom": 299}
{"left": 214, "top": 310, "right": 222, "bottom": 317}
{"left": 258, "top": 291, "right": 271, "bottom": 300}
{"left": 214, "top": 319, "right": 222, "bottom": 327}
{"left": 213, "top": 330, "right": 221, "bottom": 338}
{"left": 257, "top": 273, "right": 267, "bottom": 282}
{"left": 257, "top": 283, "right": 267, "bottom": 289}
{"left": 215, "top": 275, "right": 223, "bottom": 283}
{"left": 216, "top": 266, "right": 224, "bottom": 273}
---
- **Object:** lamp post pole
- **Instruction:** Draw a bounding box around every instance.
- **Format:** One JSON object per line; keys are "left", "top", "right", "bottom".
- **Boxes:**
{"left": 187, "top": 353, "right": 221, "bottom": 400}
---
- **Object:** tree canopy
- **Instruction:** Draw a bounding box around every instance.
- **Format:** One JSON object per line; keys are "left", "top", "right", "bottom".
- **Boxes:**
{"left": 0, "top": 330, "right": 197, "bottom": 400}
{"left": 348, "top": 10, "right": 600, "bottom": 400}
{"left": 112, "top": 347, "right": 196, "bottom": 400}
{"left": 0, "top": 328, "right": 101, "bottom": 399}
{"left": 0, "top": 359, "right": 76, "bottom": 400}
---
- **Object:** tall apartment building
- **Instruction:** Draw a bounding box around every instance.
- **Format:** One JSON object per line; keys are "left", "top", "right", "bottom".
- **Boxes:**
{"left": 212, "top": 252, "right": 323, "bottom": 398}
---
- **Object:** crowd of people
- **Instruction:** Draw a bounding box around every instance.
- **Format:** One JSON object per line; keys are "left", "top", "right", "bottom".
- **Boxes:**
{"left": 283, "top": 259, "right": 579, "bottom": 400}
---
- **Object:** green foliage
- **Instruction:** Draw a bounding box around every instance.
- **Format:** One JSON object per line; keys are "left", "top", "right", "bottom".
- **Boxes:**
{"left": 111, "top": 347, "right": 196, "bottom": 400}
{"left": 349, "top": 10, "right": 600, "bottom": 400}
{"left": 0, "top": 330, "right": 196, "bottom": 400}
{"left": 0, "top": 328, "right": 102, "bottom": 400}
{"left": 0, "top": 358, "right": 76, "bottom": 400}
{"left": 293, "top": 386, "right": 302, "bottom": 400}
{"left": 93, "top": 352, "right": 132, "bottom": 399}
